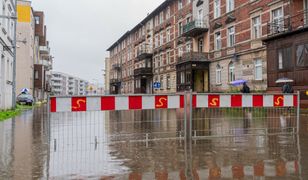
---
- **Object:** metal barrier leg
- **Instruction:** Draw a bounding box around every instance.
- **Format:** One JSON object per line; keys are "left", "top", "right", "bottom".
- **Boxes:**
{"left": 184, "top": 91, "right": 193, "bottom": 179}
{"left": 297, "top": 91, "right": 300, "bottom": 134}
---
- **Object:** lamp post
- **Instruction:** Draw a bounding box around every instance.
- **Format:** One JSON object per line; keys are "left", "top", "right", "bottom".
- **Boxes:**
{"left": 0, "top": 0, "right": 17, "bottom": 108}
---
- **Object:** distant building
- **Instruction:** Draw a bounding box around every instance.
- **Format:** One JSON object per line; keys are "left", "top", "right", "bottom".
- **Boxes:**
{"left": 0, "top": 0, "right": 16, "bottom": 109}
{"left": 16, "top": 1, "right": 53, "bottom": 102}
{"left": 16, "top": 0, "right": 35, "bottom": 97}
{"left": 51, "top": 71, "right": 89, "bottom": 96}
{"left": 104, "top": 57, "right": 110, "bottom": 94}
{"left": 33, "top": 11, "right": 53, "bottom": 101}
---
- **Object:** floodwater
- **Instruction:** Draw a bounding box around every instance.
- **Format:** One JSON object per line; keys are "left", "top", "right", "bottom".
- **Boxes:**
{"left": 0, "top": 106, "right": 307, "bottom": 179}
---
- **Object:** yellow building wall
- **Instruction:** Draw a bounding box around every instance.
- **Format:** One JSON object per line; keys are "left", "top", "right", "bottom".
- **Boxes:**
{"left": 17, "top": 5, "right": 31, "bottom": 23}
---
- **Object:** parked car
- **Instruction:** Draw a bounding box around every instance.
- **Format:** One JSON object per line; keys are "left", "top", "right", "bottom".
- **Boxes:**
{"left": 17, "top": 93, "right": 34, "bottom": 106}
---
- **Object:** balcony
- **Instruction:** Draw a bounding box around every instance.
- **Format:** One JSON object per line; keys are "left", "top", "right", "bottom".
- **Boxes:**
{"left": 41, "top": 59, "right": 53, "bottom": 70}
{"left": 110, "top": 78, "right": 121, "bottom": 84}
{"left": 134, "top": 67, "right": 153, "bottom": 77}
{"left": 182, "top": 20, "right": 208, "bottom": 37}
{"left": 39, "top": 45, "right": 50, "bottom": 54}
{"left": 177, "top": 51, "right": 209, "bottom": 65}
{"left": 136, "top": 46, "right": 153, "bottom": 60}
{"left": 266, "top": 10, "right": 308, "bottom": 39}
{"left": 112, "top": 64, "right": 121, "bottom": 70}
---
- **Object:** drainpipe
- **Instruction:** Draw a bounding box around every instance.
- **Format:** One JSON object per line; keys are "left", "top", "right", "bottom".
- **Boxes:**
{"left": 12, "top": 0, "right": 17, "bottom": 109}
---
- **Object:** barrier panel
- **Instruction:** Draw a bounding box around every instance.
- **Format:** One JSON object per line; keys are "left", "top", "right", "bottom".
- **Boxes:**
{"left": 47, "top": 92, "right": 301, "bottom": 179}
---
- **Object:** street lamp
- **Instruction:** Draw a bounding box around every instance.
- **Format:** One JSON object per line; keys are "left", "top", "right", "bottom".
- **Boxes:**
{"left": 0, "top": 0, "right": 18, "bottom": 108}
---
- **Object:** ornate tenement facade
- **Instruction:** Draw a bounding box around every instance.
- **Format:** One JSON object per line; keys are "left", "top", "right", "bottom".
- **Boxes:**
{"left": 107, "top": 0, "right": 306, "bottom": 95}
{"left": 107, "top": 0, "right": 193, "bottom": 94}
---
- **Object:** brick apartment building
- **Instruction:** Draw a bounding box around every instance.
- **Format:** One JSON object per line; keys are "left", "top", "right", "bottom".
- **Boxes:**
{"left": 107, "top": 0, "right": 307, "bottom": 95}
{"left": 107, "top": 0, "right": 193, "bottom": 94}
{"left": 263, "top": 0, "right": 308, "bottom": 106}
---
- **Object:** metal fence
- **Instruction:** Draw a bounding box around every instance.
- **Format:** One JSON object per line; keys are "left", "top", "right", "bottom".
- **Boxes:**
{"left": 46, "top": 92, "right": 301, "bottom": 179}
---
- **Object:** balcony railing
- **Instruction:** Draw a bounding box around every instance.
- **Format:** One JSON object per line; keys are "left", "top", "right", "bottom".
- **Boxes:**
{"left": 267, "top": 10, "right": 308, "bottom": 37}
{"left": 112, "top": 64, "right": 121, "bottom": 70}
{"left": 39, "top": 45, "right": 50, "bottom": 54}
{"left": 134, "top": 67, "right": 153, "bottom": 77}
{"left": 177, "top": 51, "right": 209, "bottom": 64}
{"left": 110, "top": 78, "right": 121, "bottom": 84}
{"left": 137, "top": 46, "right": 153, "bottom": 60}
{"left": 182, "top": 19, "right": 208, "bottom": 37}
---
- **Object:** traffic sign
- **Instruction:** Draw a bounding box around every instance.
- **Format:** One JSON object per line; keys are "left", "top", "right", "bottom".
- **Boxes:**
{"left": 153, "top": 82, "right": 161, "bottom": 89}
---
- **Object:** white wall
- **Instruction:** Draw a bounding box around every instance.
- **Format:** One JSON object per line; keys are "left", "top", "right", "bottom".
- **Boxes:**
{"left": 0, "top": 0, "right": 15, "bottom": 109}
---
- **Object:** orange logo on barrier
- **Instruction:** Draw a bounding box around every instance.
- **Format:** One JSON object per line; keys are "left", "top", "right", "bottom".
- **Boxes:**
{"left": 72, "top": 97, "right": 86, "bottom": 111}
{"left": 210, "top": 98, "right": 219, "bottom": 106}
{"left": 155, "top": 96, "right": 168, "bottom": 109}
{"left": 274, "top": 95, "right": 284, "bottom": 107}
{"left": 209, "top": 167, "right": 221, "bottom": 178}
{"left": 209, "top": 95, "right": 220, "bottom": 107}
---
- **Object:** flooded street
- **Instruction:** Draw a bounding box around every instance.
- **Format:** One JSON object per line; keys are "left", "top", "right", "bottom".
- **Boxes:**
{"left": 0, "top": 106, "right": 308, "bottom": 179}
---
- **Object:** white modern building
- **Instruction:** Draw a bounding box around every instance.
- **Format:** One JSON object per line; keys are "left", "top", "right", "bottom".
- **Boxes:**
{"left": 0, "top": 0, "right": 16, "bottom": 110}
{"left": 51, "top": 71, "right": 89, "bottom": 96}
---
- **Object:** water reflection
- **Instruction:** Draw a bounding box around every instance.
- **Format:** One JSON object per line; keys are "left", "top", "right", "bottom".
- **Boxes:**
{"left": 0, "top": 107, "right": 48, "bottom": 179}
{"left": 0, "top": 106, "right": 307, "bottom": 179}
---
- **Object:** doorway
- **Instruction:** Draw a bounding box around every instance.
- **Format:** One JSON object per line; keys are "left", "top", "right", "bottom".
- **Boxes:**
{"left": 193, "top": 70, "right": 209, "bottom": 92}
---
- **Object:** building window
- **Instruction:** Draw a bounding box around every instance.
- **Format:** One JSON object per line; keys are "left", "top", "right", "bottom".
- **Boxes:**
{"left": 252, "top": 16, "right": 261, "bottom": 39}
{"left": 155, "top": 16, "right": 159, "bottom": 27}
{"left": 178, "top": 45, "right": 183, "bottom": 57}
{"left": 34, "top": 16, "right": 40, "bottom": 25}
{"left": 214, "top": 0, "right": 221, "bottom": 18}
{"left": 166, "top": 28, "right": 171, "bottom": 42}
{"left": 198, "top": 9, "right": 203, "bottom": 21}
{"left": 186, "top": 72, "right": 191, "bottom": 84}
{"left": 216, "top": 64, "right": 222, "bottom": 84}
{"left": 271, "top": 7, "right": 284, "bottom": 33}
{"left": 278, "top": 47, "right": 292, "bottom": 70}
{"left": 178, "top": 0, "right": 183, "bottom": 10}
{"left": 229, "top": 62, "right": 235, "bottom": 82}
{"left": 160, "top": 53, "right": 164, "bottom": 66}
{"left": 160, "top": 75, "right": 164, "bottom": 89}
{"left": 226, "top": 0, "right": 234, "bottom": 12}
{"left": 180, "top": 72, "right": 185, "bottom": 84}
{"left": 167, "top": 75, "right": 171, "bottom": 89}
{"left": 166, "top": 6, "right": 171, "bottom": 19}
{"left": 296, "top": 44, "right": 308, "bottom": 67}
{"left": 160, "top": 31, "right": 164, "bottom": 45}
{"left": 178, "top": 22, "right": 183, "bottom": 36}
{"left": 155, "top": 34, "right": 159, "bottom": 48}
{"left": 198, "top": 38, "right": 203, "bottom": 52}
{"left": 255, "top": 59, "right": 263, "bottom": 80}
{"left": 159, "top": 12, "right": 164, "bottom": 24}
{"left": 215, "top": 31, "right": 221, "bottom": 50}
{"left": 166, "top": 51, "right": 171, "bottom": 65}
{"left": 186, "top": 43, "right": 191, "bottom": 52}
{"left": 227, "top": 26, "right": 235, "bottom": 47}
{"left": 186, "top": 17, "right": 191, "bottom": 24}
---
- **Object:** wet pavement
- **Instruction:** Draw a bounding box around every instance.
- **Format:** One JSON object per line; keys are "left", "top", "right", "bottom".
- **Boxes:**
{"left": 0, "top": 106, "right": 307, "bottom": 179}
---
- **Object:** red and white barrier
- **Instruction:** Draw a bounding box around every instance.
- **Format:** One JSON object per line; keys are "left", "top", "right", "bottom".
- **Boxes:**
{"left": 49, "top": 94, "right": 298, "bottom": 113}
{"left": 114, "top": 160, "right": 299, "bottom": 179}
{"left": 50, "top": 95, "right": 184, "bottom": 113}
{"left": 195, "top": 94, "right": 298, "bottom": 108}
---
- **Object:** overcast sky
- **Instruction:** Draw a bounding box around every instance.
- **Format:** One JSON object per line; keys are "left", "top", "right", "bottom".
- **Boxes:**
{"left": 31, "top": 0, "right": 165, "bottom": 85}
